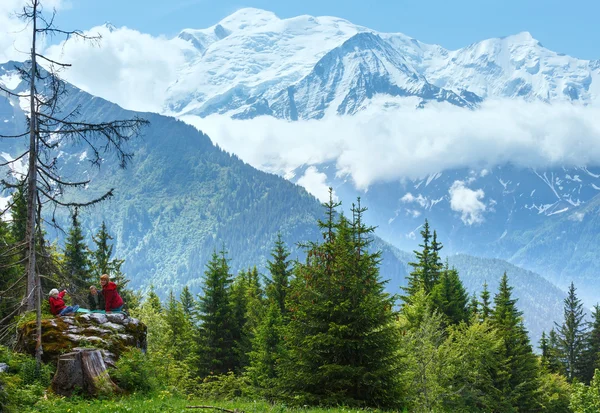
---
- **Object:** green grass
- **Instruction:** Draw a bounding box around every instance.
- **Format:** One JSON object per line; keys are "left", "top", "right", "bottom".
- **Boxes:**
{"left": 30, "top": 393, "right": 395, "bottom": 413}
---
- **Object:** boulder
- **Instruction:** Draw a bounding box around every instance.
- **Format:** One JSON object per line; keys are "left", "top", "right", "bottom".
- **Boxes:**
{"left": 17, "top": 313, "right": 146, "bottom": 368}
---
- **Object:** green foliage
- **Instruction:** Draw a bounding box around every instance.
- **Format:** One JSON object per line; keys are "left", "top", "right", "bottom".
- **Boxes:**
{"left": 440, "top": 321, "right": 505, "bottom": 411}
{"left": 398, "top": 309, "right": 447, "bottom": 412}
{"left": 0, "top": 346, "right": 54, "bottom": 412}
{"left": 571, "top": 369, "right": 600, "bottom": 413}
{"left": 538, "top": 371, "right": 572, "bottom": 413}
{"left": 196, "top": 371, "right": 250, "bottom": 401}
{"left": 131, "top": 296, "right": 195, "bottom": 393}
{"left": 111, "top": 348, "right": 157, "bottom": 393}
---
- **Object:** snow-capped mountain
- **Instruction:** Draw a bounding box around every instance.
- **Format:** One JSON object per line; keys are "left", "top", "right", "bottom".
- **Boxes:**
{"left": 162, "top": 8, "right": 599, "bottom": 119}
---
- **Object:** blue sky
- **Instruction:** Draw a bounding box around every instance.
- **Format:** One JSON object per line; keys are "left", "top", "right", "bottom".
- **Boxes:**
{"left": 52, "top": 0, "right": 599, "bottom": 59}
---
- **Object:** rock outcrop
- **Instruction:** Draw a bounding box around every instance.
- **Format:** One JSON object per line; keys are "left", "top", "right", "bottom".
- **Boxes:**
{"left": 17, "top": 313, "right": 147, "bottom": 368}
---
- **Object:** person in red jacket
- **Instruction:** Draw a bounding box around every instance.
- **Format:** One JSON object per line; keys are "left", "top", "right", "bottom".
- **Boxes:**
{"left": 48, "top": 289, "right": 80, "bottom": 316}
{"left": 100, "top": 274, "right": 124, "bottom": 313}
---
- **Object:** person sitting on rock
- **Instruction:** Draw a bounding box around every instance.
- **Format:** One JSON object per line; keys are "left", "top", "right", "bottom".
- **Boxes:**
{"left": 49, "top": 289, "right": 80, "bottom": 316}
{"left": 100, "top": 274, "right": 124, "bottom": 313}
{"left": 88, "top": 285, "right": 105, "bottom": 311}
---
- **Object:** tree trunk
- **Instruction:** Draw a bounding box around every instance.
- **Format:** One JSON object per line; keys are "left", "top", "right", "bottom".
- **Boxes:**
{"left": 52, "top": 349, "right": 119, "bottom": 397}
{"left": 26, "top": 0, "right": 38, "bottom": 312}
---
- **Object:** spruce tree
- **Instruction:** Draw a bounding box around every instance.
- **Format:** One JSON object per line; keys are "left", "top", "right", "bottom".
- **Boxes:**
{"left": 197, "top": 249, "right": 236, "bottom": 376}
{"left": 281, "top": 192, "right": 401, "bottom": 407}
{"left": 247, "top": 299, "right": 285, "bottom": 398}
{"left": 467, "top": 292, "right": 479, "bottom": 320}
{"left": 547, "top": 329, "right": 565, "bottom": 375}
{"left": 430, "top": 267, "right": 469, "bottom": 326}
{"left": 491, "top": 273, "right": 540, "bottom": 411}
{"left": 180, "top": 285, "right": 195, "bottom": 316}
{"left": 402, "top": 220, "right": 443, "bottom": 305}
{"left": 10, "top": 184, "right": 27, "bottom": 249}
{"left": 540, "top": 332, "right": 550, "bottom": 370}
{"left": 581, "top": 305, "right": 600, "bottom": 384}
{"left": 147, "top": 285, "right": 163, "bottom": 313}
{"left": 91, "top": 221, "right": 134, "bottom": 307}
{"left": 63, "top": 209, "right": 92, "bottom": 296}
{"left": 555, "top": 282, "right": 587, "bottom": 382}
{"left": 480, "top": 282, "right": 492, "bottom": 322}
{"left": 430, "top": 230, "right": 444, "bottom": 282}
{"left": 266, "top": 233, "right": 291, "bottom": 316}
{"left": 165, "top": 290, "right": 188, "bottom": 362}
{"left": 230, "top": 269, "right": 250, "bottom": 371}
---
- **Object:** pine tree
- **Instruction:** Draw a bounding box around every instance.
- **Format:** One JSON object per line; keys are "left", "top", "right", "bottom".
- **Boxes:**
{"left": 197, "top": 249, "right": 236, "bottom": 376}
{"left": 490, "top": 273, "right": 540, "bottom": 411}
{"left": 180, "top": 285, "right": 195, "bottom": 316}
{"left": 63, "top": 209, "right": 92, "bottom": 296}
{"left": 430, "top": 267, "right": 469, "bottom": 326}
{"left": 402, "top": 220, "right": 443, "bottom": 305}
{"left": 91, "top": 221, "right": 135, "bottom": 308}
{"left": 581, "top": 305, "right": 600, "bottom": 384}
{"left": 281, "top": 193, "right": 401, "bottom": 408}
{"left": 266, "top": 233, "right": 291, "bottom": 316}
{"left": 480, "top": 282, "right": 492, "bottom": 321}
{"left": 555, "top": 282, "right": 587, "bottom": 382}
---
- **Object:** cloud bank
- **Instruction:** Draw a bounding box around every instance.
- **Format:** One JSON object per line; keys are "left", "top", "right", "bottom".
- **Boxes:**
{"left": 45, "top": 25, "right": 187, "bottom": 112}
{"left": 183, "top": 99, "right": 600, "bottom": 190}
{"left": 0, "top": 0, "right": 65, "bottom": 63}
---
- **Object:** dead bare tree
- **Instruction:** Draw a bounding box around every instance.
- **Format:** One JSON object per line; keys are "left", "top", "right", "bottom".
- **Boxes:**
{"left": 0, "top": 0, "right": 148, "bottom": 367}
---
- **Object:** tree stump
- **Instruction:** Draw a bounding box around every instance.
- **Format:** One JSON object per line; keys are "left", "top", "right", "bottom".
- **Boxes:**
{"left": 51, "top": 349, "right": 119, "bottom": 396}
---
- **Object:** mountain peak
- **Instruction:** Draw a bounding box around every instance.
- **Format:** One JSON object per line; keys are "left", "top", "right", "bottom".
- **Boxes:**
{"left": 218, "top": 8, "right": 279, "bottom": 31}
{"left": 502, "top": 31, "right": 539, "bottom": 45}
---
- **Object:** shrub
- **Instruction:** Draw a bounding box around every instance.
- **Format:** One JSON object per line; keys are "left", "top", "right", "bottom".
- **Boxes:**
{"left": 110, "top": 348, "right": 157, "bottom": 393}
{"left": 195, "top": 372, "right": 250, "bottom": 400}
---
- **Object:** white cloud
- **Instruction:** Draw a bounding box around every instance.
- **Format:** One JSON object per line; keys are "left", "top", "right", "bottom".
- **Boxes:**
{"left": 296, "top": 166, "right": 336, "bottom": 203}
{"left": 400, "top": 192, "right": 428, "bottom": 208}
{"left": 1, "top": 0, "right": 66, "bottom": 63}
{"left": 449, "top": 180, "right": 487, "bottom": 225}
{"left": 182, "top": 99, "right": 600, "bottom": 190}
{"left": 44, "top": 25, "right": 188, "bottom": 112}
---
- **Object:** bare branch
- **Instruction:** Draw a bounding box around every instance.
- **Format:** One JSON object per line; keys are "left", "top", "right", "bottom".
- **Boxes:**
{"left": 35, "top": 53, "right": 71, "bottom": 67}
{"left": 0, "top": 151, "right": 29, "bottom": 167}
